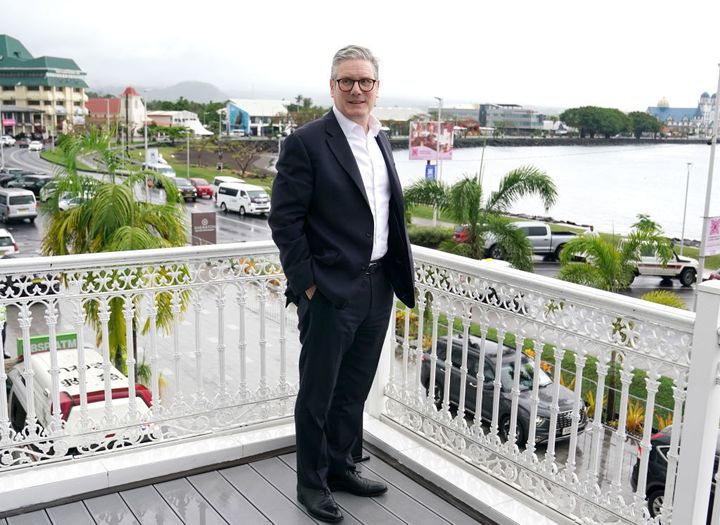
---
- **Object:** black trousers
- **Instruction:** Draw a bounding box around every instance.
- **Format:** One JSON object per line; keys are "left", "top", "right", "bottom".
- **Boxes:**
{"left": 295, "top": 266, "right": 393, "bottom": 489}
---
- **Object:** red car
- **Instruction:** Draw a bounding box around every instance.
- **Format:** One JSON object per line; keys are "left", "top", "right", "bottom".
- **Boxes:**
{"left": 190, "top": 178, "right": 213, "bottom": 199}
{"left": 453, "top": 225, "right": 469, "bottom": 243}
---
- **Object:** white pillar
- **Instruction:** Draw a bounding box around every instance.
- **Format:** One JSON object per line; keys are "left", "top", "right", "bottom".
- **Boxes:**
{"left": 674, "top": 279, "right": 720, "bottom": 523}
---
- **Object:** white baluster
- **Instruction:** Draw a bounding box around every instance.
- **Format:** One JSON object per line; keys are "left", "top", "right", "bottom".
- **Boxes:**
{"left": 566, "top": 351, "right": 586, "bottom": 475}
{"left": 97, "top": 298, "right": 114, "bottom": 426}
{"left": 147, "top": 295, "right": 160, "bottom": 409}
{"left": 611, "top": 368, "right": 633, "bottom": 495}
{"left": 659, "top": 378, "right": 686, "bottom": 521}
{"left": 0, "top": 303, "right": 10, "bottom": 444}
{"left": 257, "top": 280, "right": 269, "bottom": 398}
{"left": 427, "top": 299, "right": 440, "bottom": 407}
{"left": 44, "top": 300, "right": 62, "bottom": 435}
{"left": 278, "top": 281, "right": 288, "bottom": 393}
{"left": 508, "top": 339, "right": 523, "bottom": 447}
{"left": 123, "top": 296, "right": 137, "bottom": 420}
{"left": 402, "top": 306, "right": 410, "bottom": 393}
{"left": 471, "top": 330, "right": 488, "bottom": 437}
{"left": 588, "top": 357, "right": 610, "bottom": 486}
{"left": 457, "top": 318, "right": 471, "bottom": 424}
{"left": 414, "top": 292, "right": 426, "bottom": 400}
{"left": 525, "top": 340, "right": 543, "bottom": 457}
{"left": 171, "top": 291, "right": 183, "bottom": 405}
{"left": 215, "top": 288, "right": 226, "bottom": 400}
{"left": 236, "top": 283, "right": 248, "bottom": 398}
{"left": 634, "top": 370, "right": 659, "bottom": 513}
{"left": 545, "top": 346, "right": 565, "bottom": 467}
{"left": 491, "top": 329, "right": 506, "bottom": 439}
{"left": 192, "top": 290, "right": 205, "bottom": 404}
{"left": 18, "top": 303, "right": 38, "bottom": 436}
{"left": 441, "top": 308, "right": 456, "bottom": 416}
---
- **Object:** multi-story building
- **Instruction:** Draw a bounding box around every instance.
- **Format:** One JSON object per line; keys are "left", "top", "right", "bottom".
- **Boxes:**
{"left": 647, "top": 93, "right": 716, "bottom": 136}
{"left": 226, "top": 99, "right": 288, "bottom": 137}
{"left": 0, "top": 34, "right": 87, "bottom": 137}
{"left": 428, "top": 103, "right": 543, "bottom": 134}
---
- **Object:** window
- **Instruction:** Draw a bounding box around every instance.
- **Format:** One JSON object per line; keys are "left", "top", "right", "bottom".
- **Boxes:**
{"left": 28, "top": 101, "right": 40, "bottom": 106}
{"left": 9, "top": 195, "right": 35, "bottom": 205}
{"left": 528, "top": 226, "right": 547, "bottom": 236}
{"left": 73, "top": 88, "right": 81, "bottom": 93}
{"left": 27, "top": 86, "right": 40, "bottom": 91}
{"left": 1, "top": 86, "right": 14, "bottom": 92}
{"left": 219, "top": 186, "right": 238, "bottom": 197}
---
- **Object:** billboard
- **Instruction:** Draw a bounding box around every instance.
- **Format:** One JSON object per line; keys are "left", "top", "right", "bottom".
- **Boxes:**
{"left": 409, "top": 121, "right": 454, "bottom": 160}
{"left": 704, "top": 216, "right": 720, "bottom": 256}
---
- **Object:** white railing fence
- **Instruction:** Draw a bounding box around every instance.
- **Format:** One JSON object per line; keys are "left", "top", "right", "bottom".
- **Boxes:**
{"left": 382, "top": 246, "right": 720, "bottom": 525}
{"left": 0, "top": 242, "right": 298, "bottom": 470}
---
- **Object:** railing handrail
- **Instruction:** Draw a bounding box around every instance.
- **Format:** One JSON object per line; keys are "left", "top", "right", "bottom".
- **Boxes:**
{"left": 0, "top": 241, "right": 280, "bottom": 273}
{"left": 412, "top": 245, "right": 695, "bottom": 332}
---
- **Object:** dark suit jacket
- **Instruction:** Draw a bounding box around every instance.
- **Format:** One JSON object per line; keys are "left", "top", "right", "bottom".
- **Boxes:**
{"left": 269, "top": 111, "right": 415, "bottom": 310}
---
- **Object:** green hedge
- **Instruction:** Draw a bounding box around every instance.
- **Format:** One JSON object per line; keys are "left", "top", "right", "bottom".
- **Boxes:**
{"left": 408, "top": 226, "right": 453, "bottom": 248}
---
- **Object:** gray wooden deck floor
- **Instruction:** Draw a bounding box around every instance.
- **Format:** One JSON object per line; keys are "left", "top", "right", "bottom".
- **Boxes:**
{"left": 3, "top": 451, "right": 484, "bottom": 524}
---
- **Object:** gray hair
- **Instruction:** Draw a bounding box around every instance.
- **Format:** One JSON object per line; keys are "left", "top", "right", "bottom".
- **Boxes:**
{"left": 331, "top": 45, "right": 379, "bottom": 79}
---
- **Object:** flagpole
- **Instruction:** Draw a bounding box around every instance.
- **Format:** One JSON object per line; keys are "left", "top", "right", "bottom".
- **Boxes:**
{"left": 695, "top": 63, "right": 720, "bottom": 309}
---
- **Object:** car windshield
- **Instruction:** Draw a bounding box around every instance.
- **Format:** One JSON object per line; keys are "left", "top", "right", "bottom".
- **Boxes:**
{"left": 248, "top": 190, "right": 268, "bottom": 198}
{"left": 9, "top": 195, "right": 34, "bottom": 205}
{"left": 190, "top": 178, "right": 206, "bottom": 185}
{"left": 500, "top": 357, "right": 553, "bottom": 392}
{"left": 174, "top": 178, "right": 190, "bottom": 185}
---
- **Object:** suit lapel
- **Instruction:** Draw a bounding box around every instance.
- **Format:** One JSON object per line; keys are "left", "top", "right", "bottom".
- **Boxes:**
{"left": 325, "top": 113, "right": 369, "bottom": 205}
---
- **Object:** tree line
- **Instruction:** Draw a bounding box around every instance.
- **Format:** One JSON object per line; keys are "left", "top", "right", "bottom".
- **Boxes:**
{"left": 560, "top": 106, "right": 662, "bottom": 139}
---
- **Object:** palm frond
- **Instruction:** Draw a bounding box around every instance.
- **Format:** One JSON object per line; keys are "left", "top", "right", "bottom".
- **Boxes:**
{"left": 485, "top": 165, "right": 557, "bottom": 213}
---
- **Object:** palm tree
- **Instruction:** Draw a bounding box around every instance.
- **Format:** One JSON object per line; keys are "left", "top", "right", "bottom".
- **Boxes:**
{"left": 42, "top": 129, "right": 188, "bottom": 372}
{"left": 404, "top": 165, "right": 557, "bottom": 270}
{"left": 558, "top": 214, "right": 673, "bottom": 292}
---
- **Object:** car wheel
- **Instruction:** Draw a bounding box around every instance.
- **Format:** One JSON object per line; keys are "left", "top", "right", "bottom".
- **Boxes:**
{"left": 192, "top": 197, "right": 196, "bottom": 202}
{"left": 239, "top": 206, "right": 246, "bottom": 216}
{"left": 554, "top": 244, "right": 565, "bottom": 261}
{"left": 489, "top": 244, "right": 504, "bottom": 260}
{"left": 647, "top": 488, "right": 664, "bottom": 517}
{"left": 500, "top": 415, "right": 526, "bottom": 445}
{"left": 679, "top": 268, "right": 696, "bottom": 287}
{"left": 29, "top": 217, "right": 35, "bottom": 224}
{"left": 220, "top": 202, "right": 228, "bottom": 213}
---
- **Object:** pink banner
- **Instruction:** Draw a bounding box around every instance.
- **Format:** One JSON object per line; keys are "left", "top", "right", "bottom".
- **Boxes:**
{"left": 409, "top": 121, "right": 454, "bottom": 160}
{"left": 1, "top": 118, "right": 15, "bottom": 126}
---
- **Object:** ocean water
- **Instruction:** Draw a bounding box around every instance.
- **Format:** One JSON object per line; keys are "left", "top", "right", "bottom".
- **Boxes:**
{"left": 393, "top": 143, "right": 719, "bottom": 241}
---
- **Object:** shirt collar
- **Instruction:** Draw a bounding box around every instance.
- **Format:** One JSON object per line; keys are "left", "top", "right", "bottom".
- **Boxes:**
{"left": 333, "top": 105, "right": 381, "bottom": 138}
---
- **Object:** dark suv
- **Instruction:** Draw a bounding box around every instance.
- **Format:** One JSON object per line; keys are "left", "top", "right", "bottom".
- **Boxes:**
{"left": 420, "top": 335, "right": 587, "bottom": 444}
{"left": 171, "top": 177, "right": 198, "bottom": 201}
{"left": 7, "top": 174, "right": 53, "bottom": 196}
{"left": 631, "top": 427, "right": 717, "bottom": 520}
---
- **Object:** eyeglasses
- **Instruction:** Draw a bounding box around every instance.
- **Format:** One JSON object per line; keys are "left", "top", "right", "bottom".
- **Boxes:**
{"left": 334, "top": 78, "right": 377, "bottom": 92}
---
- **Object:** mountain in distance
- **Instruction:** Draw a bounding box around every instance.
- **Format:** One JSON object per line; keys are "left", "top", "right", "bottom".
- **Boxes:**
{"left": 89, "top": 81, "right": 229, "bottom": 103}
{"left": 144, "top": 81, "right": 229, "bottom": 103}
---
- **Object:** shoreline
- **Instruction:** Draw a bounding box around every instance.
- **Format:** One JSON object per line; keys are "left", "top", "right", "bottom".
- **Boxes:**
{"left": 388, "top": 136, "right": 710, "bottom": 150}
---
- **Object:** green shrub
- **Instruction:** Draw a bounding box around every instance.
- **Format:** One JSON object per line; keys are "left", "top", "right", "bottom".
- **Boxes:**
{"left": 437, "top": 239, "right": 473, "bottom": 257}
{"left": 408, "top": 226, "right": 454, "bottom": 248}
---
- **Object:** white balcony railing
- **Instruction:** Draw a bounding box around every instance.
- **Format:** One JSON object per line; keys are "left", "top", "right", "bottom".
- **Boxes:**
{"left": 2, "top": 242, "right": 719, "bottom": 524}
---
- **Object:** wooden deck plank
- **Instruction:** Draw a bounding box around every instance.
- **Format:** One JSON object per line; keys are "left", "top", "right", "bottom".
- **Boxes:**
{"left": 6, "top": 511, "right": 51, "bottom": 525}
{"left": 220, "top": 464, "right": 317, "bottom": 525}
{"left": 363, "top": 451, "right": 481, "bottom": 525}
{"left": 187, "top": 471, "right": 271, "bottom": 525}
{"left": 279, "top": 453, "right": 405, "bottom": 525}
{"left": 154, "top": 478, "right": 227, "bottom": 525}
{"left": 45, "top": 502, "right": 95, "bottom": 525}
{"left": 84, "top": 493, "right": 140, "bottom": 525}
{"left": 250, "top": 457, "right": 361, "bottom": 525}
{"left": 120, "top": 486, "right": 183, "bottom": 525}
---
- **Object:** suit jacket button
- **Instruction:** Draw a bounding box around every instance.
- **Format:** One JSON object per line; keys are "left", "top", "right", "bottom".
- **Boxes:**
{"left": 365, "top": 232, "right": 372, "bottom": 238}
{"left": 361, "top": 264, "right": 367, "bottom": 271}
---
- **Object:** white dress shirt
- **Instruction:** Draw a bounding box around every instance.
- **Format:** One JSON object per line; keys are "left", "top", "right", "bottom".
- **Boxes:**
{"left": 333, "top": 106, "right": 390, "bottom": 262}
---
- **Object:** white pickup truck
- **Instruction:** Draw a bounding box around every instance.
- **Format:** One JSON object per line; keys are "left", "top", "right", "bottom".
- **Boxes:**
{"left": 484, "top": 221, "right": 578, "bottom": 260}
{"left": 631, "top": 245, "right": 698, "bottom": 286}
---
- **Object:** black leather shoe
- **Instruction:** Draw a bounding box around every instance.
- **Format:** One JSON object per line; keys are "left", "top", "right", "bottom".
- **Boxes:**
{"left": 297, "top": 484, "right": 343, "bottom": 523}
{"left": 327, "top": 469, "right": 388, "bottom": 497}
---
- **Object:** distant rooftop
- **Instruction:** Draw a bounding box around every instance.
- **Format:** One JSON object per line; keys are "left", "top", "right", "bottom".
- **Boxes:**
{"left": 0, "top": 34, "right": 88, "bottom": 89}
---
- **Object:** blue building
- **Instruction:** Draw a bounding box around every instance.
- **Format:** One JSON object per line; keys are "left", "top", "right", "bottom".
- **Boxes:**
{"left": 225, "top": 99, "right": 288, "bottom": 137}
{"left": 647, "top": 93, "right": 715, "bottom": 136}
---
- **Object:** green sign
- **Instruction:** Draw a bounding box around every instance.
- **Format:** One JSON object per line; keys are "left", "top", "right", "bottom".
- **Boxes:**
{"left": 17, "top": 332, "right": 78, "bottom": 356}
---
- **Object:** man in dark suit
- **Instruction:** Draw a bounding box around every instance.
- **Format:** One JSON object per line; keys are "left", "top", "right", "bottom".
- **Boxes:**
{"left": 269, "top": 45, "right": 415, "bottom": 523}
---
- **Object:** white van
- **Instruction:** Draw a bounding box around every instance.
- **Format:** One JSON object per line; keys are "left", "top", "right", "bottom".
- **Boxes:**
{"left": 142, "top": 162, "right": 176, "bottom": 178}
{"left": 7, "top": 347, "right": 153, "bottom": 450}
{"left": 212, "top": 175, "right": 244, "bottom": 200}
{"left": 0, "top": 188, "right": 37, "bottom": 223}
{"left": 216, "top": 182, "right": 270, "bottom": 216}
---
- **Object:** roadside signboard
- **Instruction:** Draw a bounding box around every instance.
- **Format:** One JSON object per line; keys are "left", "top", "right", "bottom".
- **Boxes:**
{"left": 409, "top": 121, "right": 454, "bottom": 161}
{"left": 145, "top": 147, "right": 159, "bottom": 165}
{"left": 425, "top": 163, "right": 436, "bottom": 181}
{"left": 704, "top": 216, "right": 720, "bottom": 256}
{"left": 17, "top": 332, "right": 78, "bottom": 357}
{"left": 191, "top": 211, "right": 217, "bottom": 245}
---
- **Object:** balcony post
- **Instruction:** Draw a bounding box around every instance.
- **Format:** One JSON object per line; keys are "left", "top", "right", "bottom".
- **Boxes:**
{"left": 674, "top": 280, "right": 720, "bottom": 523}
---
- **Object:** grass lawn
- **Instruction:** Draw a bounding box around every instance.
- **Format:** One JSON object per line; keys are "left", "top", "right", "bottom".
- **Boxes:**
{"left": 40, "top": 148, "right": 94, "bottom": 171}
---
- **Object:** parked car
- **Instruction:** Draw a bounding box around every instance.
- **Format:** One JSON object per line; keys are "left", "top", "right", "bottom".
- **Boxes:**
{"left": 16, "top": 138, "right": 29, "bottom": 149}
{"left": 7, "top": 174, "right": 53, "bottom": 196}
{"left": 420, "top": 335, "right": 587, "bottom": 444}
{"left": 483, "top": 221, "right": 578, "bottom": 261}
{"left": 189, "top": 177, "right": 213, "bottom": 199}
{"left": 631, "top": 426, "right": 717, "bottom": 520}
{"left": 7, "top": 346, "right": 153, "bottom": 450}
{"left": 453, "top": 225, "right": 470, "bottom": 243}
{"left": 0, "top": 229, "right": 19, "bottom": 256}
{"left": 58, "top": 193, "right": 89, "bottom": 211}
{"left": 631, "top": 243, "right": 697, "bottom": 287}
{"left": 0, "top": 168, "right": 30, "bottom": 187}
{"left": 27, "top": 141, "right": 43, "bottom": 152}
{"left": 172, "top": 177, "right": 198, "bottom": 202}
{"left": 0, "top": 188, "right": 37, "bottom": 223}
{"left": 0, "top": 136, "right": 16, "bottom": 146}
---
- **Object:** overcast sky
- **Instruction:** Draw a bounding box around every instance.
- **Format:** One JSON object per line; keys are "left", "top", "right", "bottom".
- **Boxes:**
{"left": 4, "top": 0, "right": 720, "bottom": 112}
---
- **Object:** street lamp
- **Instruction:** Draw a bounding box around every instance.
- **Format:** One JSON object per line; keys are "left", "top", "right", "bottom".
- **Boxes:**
{"left": 680, "top": 162, "right": 692, "bottom": 255}
{"left": 432, "top": 96, "right": 443, "bottom": 227}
